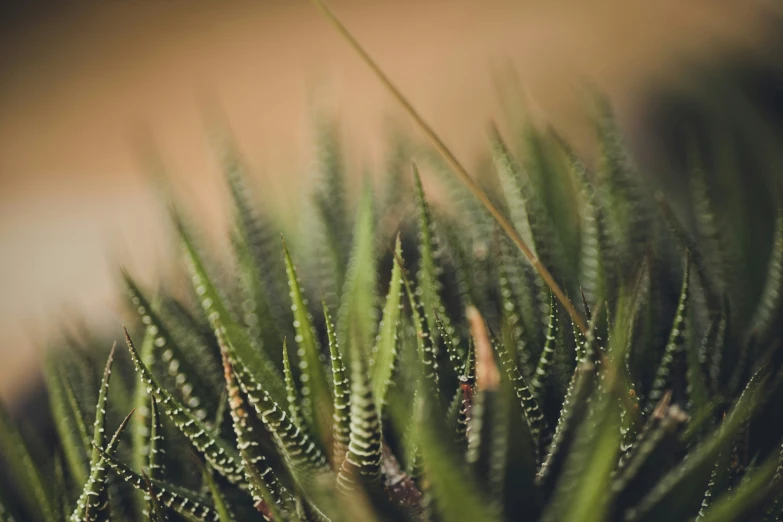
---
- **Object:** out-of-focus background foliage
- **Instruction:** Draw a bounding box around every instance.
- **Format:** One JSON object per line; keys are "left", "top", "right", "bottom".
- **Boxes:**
{"left": 0, "top": 0, "right": 779, "bottom": 402}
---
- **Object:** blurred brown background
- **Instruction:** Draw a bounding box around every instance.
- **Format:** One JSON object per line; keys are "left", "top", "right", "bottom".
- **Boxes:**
{"left": 0, "top": 0, "right": 777, "bottom": 401}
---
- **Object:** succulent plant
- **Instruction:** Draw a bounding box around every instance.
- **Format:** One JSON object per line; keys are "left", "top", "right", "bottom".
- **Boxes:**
{"left": 2, "top": 4, "right": 783, "bottom": 522}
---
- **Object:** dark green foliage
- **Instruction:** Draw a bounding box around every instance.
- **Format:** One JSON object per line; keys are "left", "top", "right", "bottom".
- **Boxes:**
{"left": 3, "top": 95, "right": 783, "bottom": 522}
{"left": 223, "top": 138, "right": 290, "bottom": 355}
{"left": 282, "top": 238, "right": 334, "bottom": 448}
{"left": 123, "top": 272, "right": 218, "bottom": 422}
{"left": 370, "top": 236, "right": 404, "bottom": 415}
{"left": 97, "top": 444, "right": 220, "bottom": 522}
{"left": 749, "top": 206, "right": 783, "bottom": 345}
{"left": 70, "top": 346, "right": 118, "bottom": 522}
{"left": 44, "top": 357, "right": 90, "bottom": 487}
{"left": 646, "top": 258, "right": 691, "bottom": 412}
{"left": 221, "top": 346, "right": 294, "bottom": 518}
{"left": 0, "top": 396, "right": 56, "bottom": 522}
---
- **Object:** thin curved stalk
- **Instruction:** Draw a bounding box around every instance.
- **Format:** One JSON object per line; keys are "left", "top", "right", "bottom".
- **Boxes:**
{"left": 309, "top": 0, "right": 586, "bottom": 334}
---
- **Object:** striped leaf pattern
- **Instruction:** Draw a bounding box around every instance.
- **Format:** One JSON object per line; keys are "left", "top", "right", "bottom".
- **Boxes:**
{"left": 96, "top": 444, "right": 220, "bottom": 522}
{"left": 336, "top": 341, "right": 382, "bottom": 492}
{"left": 221, "top": 351, "right": 293, "bottom": 518}
{"left": 324, "top": 304, "right": 351, "bottom": 469}
{"left": 215, "top": 325, "right": 330, "bottom": 476}
{"left": 70, "top": 346, "right": 117, "bottom": 522}
{"left": 4, "top": 70, "right": 783, "bottom": 522}
{"left": 123, "top": 330, "right": 246, "bottom": 486}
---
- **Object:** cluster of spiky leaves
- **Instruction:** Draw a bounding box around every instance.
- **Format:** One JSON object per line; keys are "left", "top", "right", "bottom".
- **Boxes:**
{"left": 3, "top": 99, "right": 783, "bottom": 522}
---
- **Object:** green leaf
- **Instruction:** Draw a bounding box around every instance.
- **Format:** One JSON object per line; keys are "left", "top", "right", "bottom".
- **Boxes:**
{"left": 498, "top": 233, "right": 548, "bottom": 355}
{"left": 0, "top": 399, "right": 55, "bottom": 522}
{"left": 44, "top": 358, "right": 89, "bottom": 486}
{"left": 200, "top": 465, "right": 237, "bottom": 522}
{"left": 439, "top": 212, "right": 495, "bottom": 315}
{"left": 536, "top": 362, "right": 595, "bottom": 491}
{"left": 312, "top": 116, "right": 350, "bottom": 306}
{"left": 377, "top": 131, "right": 413, "bottom": 236}
{"left": 448, "top": 338, "right": 477, "bottom": 457}
{"left": 82, "top": 345, "right": 117, "bottom": 520}
{"left": 336, "top": 336, "right": 383, "bottom": 493}
{"left": 689, "top": 149, "right": 726, "bottom": 296}
{"left": 132, "top": 325, "right": 158, "bottom": 475}
{"left": 282, "top": 237, "right": 334, "bottom": 449}
{"left": 221, "top": 348, "right": 294, "bottom": 519}
{"left": 530, "top": 293, "right": 559, "bottom": 403}
{"left": 142, "top": 397, "right": 168, "bottom": 520}
{"left": 594, "top": 97, "right": 651, "bottom": 272}
{"left": 658, "top": 195, "right": 720, "bottom": 315}
{"left": 70, "top": 406, "right": 133, "bottom": 522}
{"left": 522, "top": 126, "right": 577, "bottom": 289}
{"left": 748, "top": 205, "right": 783, "bottom": 344}
{"left": 282, "top": 339, "right": 304, "bottom": 430}
{"left": 176, "top": 214, "right": 287, "bottom": 408}
{"left": 215, "top": 325, "right": 330, "bottom": 477}
{"left": 497, "top": 242, "right": 534, "bottom": 381}
{"left": 397, "top": 247, "right": 440, "bottom": 398}
{"left": 324, "top": 303, "right": 351, "bottom": 469}
{"left": 490, "top": 126, "right": 536, "bottom": 260}
{"left": 491, "top": 336, "right": 548, "bottom": 462}
{"left": 697, "top": 452, "right": 781, "bottom": 522}
{"left": 611, "top": 397, "right": 688, "bottom": 513}
{"left": 540, "top": 355, "right": 622, "bottom": 522}
{"left": 142, "top": 472, "right": 169, "bottom": 522}
{"left": 223, "top": 138, "right": 289, "bottom": 350}
{"left": 123, "top": 330, "right": 246, "bottom": 487}
{"left": 370, "top": 235, "right": 404, "bottom": 414}
{"left": 416, "top": 377, "right": 502, "bottom": 522}
{"left": 466, "top": 386, "right": 510, "bottom": 509}
{"left": 0, "top": 497, "right": 16, "bottom": 522}
{"left": 496, "top": 127, "right": 571, "bottom": 296}
{"left": 158, "top": 299, "right": 224, "bottom": 391}
{"left": 446, "top": 384, "right": 469, "bottom": 455}
{"left": 696, "top": 447, "right": 733, "bottom": 520}
{"left": 762, "top": 439, "right": 783, "bottom": 522}
{"left": 232, "top": 231, "right": 286, "bottom": 367}
{"left": 560, "top": 138, "right": 607, "bottom": 305}
{"left": 646, "top": 258, "right": 690, "bottom": 412}
{"left": 413, "top": 164, "right": 460, "bottom": 358}
{"left": 336, "top": 181, "right": 378, "bottom": 359}
{"left": 626, "top": 365, "right": 768, "bottom": 522}
{"left": 96, "top": 444, "right": 219, "bottom": 522}
{"left": 147, "top": 397, "right": 166, "bottom": 479}
{"left": 699, "top": 306, "right": 729, "bottom": 397}
{"left": 686, "top": 320, "right": 711, "bottom": 417}
{"left": 124, "top": 271, "right": 216, "bottom": 422}
{"left": 438, "top": 309, "right": 467, "bottom": 376}
{"left": 52, "top": 454, "right": 69, "bottom": 521}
